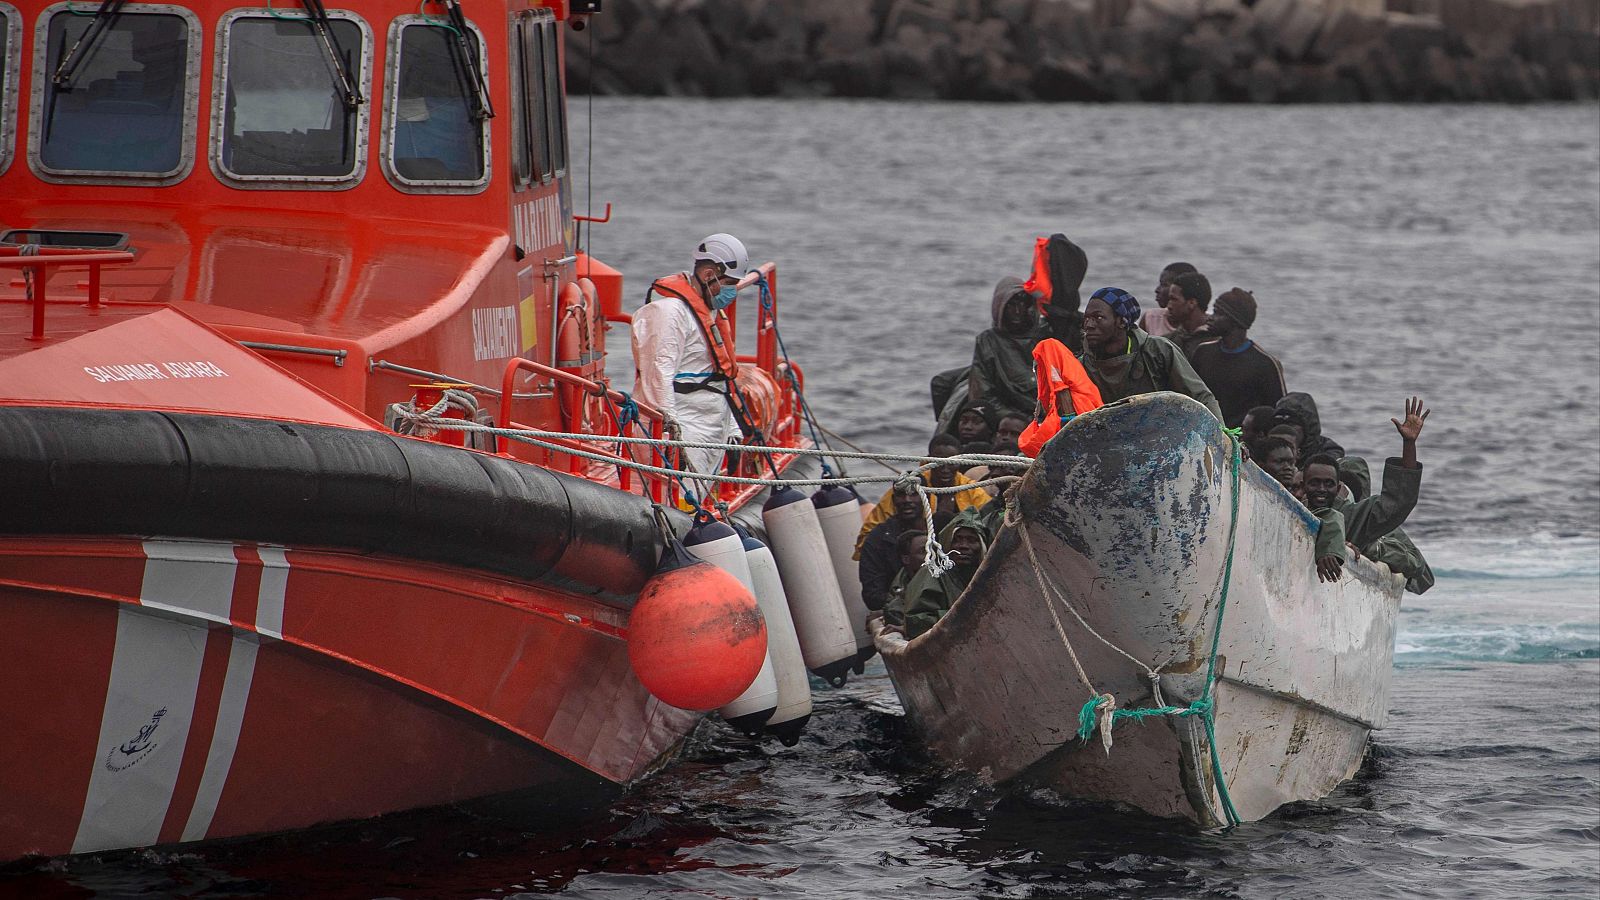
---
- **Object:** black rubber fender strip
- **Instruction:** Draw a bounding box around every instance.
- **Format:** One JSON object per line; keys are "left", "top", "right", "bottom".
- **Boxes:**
{"left": 0, "top": 407, "right": 664, "bottom": 594}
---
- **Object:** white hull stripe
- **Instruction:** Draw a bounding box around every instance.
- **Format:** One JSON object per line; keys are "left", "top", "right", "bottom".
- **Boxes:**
{"left": 139, "top": 540, "right": 238, "bottom": 624}
{"left": 73, "top": 606, "right": 209, "bottom": 854}
{"left": 255, "top": 547, "right": 289, "bottom": 640}
{"left": 181, "top": 635, "right": 259, "bottom": 842}
{"left": 75, "top": 540, "right": 287, "bottom": 852}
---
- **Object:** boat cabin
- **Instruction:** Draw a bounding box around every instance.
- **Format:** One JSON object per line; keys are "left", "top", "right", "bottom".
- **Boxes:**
{"left": 0, "top": 0, "right": 802, "bottom": 505}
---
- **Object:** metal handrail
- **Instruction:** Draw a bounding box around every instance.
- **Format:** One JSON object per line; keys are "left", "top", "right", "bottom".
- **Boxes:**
{"left": 0, "top": 248, "right": 136, "bottom": 340}
{"left": 499, "top": 357, "right": 674, "bottom": 503}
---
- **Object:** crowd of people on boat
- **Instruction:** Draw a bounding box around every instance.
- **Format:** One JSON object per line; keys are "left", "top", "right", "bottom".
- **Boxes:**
{"left": 856, "top": 234, "right": 1435, "bottom": 640}
{"left": 626, "top": 232, "right": 1433, "bottom": 648}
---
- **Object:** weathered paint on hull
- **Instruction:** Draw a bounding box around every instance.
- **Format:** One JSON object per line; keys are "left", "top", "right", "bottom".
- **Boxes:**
{"left": 875, "top": 392, "right": 1402, "bottom": 827}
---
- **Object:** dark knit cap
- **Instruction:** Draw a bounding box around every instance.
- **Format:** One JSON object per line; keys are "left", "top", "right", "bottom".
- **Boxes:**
{"left": 1214, "top": 288, "right": 1257, "bottom": 329}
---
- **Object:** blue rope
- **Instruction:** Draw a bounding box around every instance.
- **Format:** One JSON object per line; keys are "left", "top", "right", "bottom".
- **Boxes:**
{"left": 1074, "top": 430, "right": 1245, "bottom": 828}
{"left": 603, "top": 391, "right": 697, "bottom": 507}
{"left": 757, "top": 276, "right": 838, "bottom": 477}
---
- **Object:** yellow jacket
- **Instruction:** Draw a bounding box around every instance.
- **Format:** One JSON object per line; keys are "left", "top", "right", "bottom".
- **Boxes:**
{"left": 853, "top": 471, "right": 991, "bottom": 559}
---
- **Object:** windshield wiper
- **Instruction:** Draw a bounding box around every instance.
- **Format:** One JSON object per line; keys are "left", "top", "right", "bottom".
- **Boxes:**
{"left": 300, "top": 0, "right": 363, "bottom": 109}
{"left": 53, "top": 0, "right": 127, "bottom": 89}
{"left": 438, "top": 0, "right": 494, "bottom": 121}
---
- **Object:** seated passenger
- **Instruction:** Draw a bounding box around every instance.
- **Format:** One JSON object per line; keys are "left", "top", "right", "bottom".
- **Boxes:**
{"left": 1018, "top": 337, "right": 1103, "bottom": 458}
{"left": 1188, "top": 288, "right": 1287, "bottom": 427}
{"left": 1274, "top": 392, "right": 1345, "bottom": 465}
{"left": 1256, "top": 436, "right": 1300, "bottom": 495}
{"left": 1329, "top": 454, "right": 1433, "bottom": 592}
{"left": 858, "top": 485, "right": 923, "bottom": 612}
{"left": 1139, "top": 261, "right": 1196, "bottom": 338}
{"left": 881, "top": 530, "right": 930, "bottom": 630}
{"left": 1241, "top": 405, "right": 1278, "bottom": 449}
{"left": 1077, "top": 287, "right": 1223, "bottom": 421}
{"left": 900, "top": 508, "right": 994, "bottom": 640}
{"left": 1268, "top": 424, "right": 1303, "bottom": 458}
{"left": 1163, "top": 271, "right": 1217, "bottom": 360}
{"left": 957, "top": 404, "right": 997, "bottom": 446}
{"left": 992, "top": 413, "right": 1028, "bottom": 456}
{"left": 967, "top": 280, "right": 1044, "bottom": 423}
{"left": 854, "top": 434, "right": 991, "bottom": 556}
{"left": 1302, "top": 398, "right": 1432, "bottom": 592}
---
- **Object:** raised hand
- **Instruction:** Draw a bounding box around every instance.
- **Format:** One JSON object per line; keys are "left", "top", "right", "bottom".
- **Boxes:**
{"left": 1391, "top": 396, "right": 1429, "bottom": 443}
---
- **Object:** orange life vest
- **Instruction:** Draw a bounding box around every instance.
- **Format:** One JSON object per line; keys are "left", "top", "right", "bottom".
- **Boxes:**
{"left": 648, "top": 273, "right": 740, "bottom": 381}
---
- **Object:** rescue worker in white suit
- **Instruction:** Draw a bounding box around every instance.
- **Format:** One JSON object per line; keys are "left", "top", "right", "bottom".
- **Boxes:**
{"left": 631, "top": 233, "right": 751, "bottom": 479}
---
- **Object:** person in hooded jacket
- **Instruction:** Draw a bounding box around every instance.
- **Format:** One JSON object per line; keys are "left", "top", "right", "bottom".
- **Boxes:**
{"left": 1023, "top": 234, "right": 1089, "bottom": 353}
{"left": 895, "top": 506, "right": 994, "bottom": 640}
{"left": 1329, "top": 455, "right": 1434, "bottom": 594}
{"left": 1302, "top": 397, "right": 1433, "bottom": 593}
{"left": 1274, "top": 392, "right": 1345, "bottom": 466}
{"left": 967, "top": 278, "right": 1044, "bottom": 423}
{"left": 1076, "top": 287, "right": 1223, "bottom": 420}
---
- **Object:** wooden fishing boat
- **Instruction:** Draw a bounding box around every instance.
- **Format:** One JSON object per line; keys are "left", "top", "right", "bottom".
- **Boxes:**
{"left": 874, "top": 392, "right": 1404, "bottom": 827}
{"left": 0, "top": 0, "right": 839, "bottom": 860}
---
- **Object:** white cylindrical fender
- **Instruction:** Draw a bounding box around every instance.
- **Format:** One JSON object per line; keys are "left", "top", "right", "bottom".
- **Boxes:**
{"left": 741, "top": 531, "right": 812, "bottom": 747}
{"left": 812, "top": 483, "right": 875, "bottom": 668}
{"left": 761, "top": 485, "right": 856, "bottom": 685}
{"left": 683, "top": 514, "right": 777, "bottom": 734}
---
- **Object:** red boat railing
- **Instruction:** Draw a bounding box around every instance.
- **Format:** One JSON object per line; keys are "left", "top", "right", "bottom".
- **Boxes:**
{"left": 498, "top": 358, "right": 679, "bottom": 504}
{"left": 0, "top": 247, "right": 136, "bottom": 341}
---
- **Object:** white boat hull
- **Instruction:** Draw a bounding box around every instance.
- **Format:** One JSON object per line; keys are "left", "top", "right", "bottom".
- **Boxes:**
{"left": 875, "top": 393, "right": 1403, "bottom": 826}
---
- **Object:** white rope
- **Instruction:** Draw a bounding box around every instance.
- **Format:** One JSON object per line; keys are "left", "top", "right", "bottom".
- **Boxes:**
{"left": 394, "top": 410, "right": 1027, "bottom": 491}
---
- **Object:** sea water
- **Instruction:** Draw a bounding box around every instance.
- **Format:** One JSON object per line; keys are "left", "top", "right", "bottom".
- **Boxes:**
{"left": 12, "top": 101, "right": 1597, "bottom": 898}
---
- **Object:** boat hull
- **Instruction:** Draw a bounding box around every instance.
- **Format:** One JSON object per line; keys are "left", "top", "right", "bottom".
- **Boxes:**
{"left": 0, "top": 534, "right": 701, "bottom": 860}
{"left": 875, "top": 393, "right": 1403, "bottom": 826}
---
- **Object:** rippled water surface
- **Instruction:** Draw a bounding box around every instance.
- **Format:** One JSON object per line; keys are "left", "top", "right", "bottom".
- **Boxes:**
{"left": 10, "top": 101, "right": 1599, "bottom": 898}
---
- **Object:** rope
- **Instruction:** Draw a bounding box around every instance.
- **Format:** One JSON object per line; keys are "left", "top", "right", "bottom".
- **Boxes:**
{"left": 1015, "top": 431, "right": 1246, "bottom": 828}
{"left": 816, "top": 424, "right": 903, "bottom": 474}
{"left": 757, "top": 275, "right": 846, "bottom": 477}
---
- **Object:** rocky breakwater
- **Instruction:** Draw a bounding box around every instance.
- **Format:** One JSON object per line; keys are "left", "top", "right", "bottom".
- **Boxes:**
{"left": 568, "top": 0, "right": 1599, "bottom": 101}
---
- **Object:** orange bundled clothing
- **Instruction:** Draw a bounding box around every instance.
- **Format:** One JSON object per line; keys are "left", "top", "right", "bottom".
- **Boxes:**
{"left": 1018, "top": 338, "right": 1102, "bottom": 458}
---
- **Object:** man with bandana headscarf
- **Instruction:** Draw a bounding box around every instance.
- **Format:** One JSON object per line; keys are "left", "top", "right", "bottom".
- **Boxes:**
{"left": 1077, "top": 287, "right": 1222, "bottom": 420}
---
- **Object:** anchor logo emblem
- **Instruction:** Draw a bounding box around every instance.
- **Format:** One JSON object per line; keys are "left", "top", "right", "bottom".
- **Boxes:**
{"left": 104, "top": 708, "right": 168, "bottom": 772}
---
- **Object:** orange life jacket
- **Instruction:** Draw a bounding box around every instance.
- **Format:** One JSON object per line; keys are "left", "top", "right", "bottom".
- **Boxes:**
{"left": 1018, "top": 338, "right": 1102, "bottom": 458}
{"left": 648, "top": 273, "right": 740, "bottom": 381}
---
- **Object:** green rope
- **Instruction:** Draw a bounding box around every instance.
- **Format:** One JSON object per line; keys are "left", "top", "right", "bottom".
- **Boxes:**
{"left": 265, "top": 0, "right": 312, "bottom": 22}
{"left": 416, "top": 0, "right": 462, "bottom": 35}
{"left": 1075, "top": 430, "right": 1245, "bottom": 828}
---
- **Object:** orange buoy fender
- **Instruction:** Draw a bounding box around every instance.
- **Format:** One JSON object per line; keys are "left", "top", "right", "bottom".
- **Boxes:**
{"left": 628, "top": 537, "right": 768, "bottom": 712}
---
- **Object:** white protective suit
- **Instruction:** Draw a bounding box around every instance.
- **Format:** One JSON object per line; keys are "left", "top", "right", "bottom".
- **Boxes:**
{"left": 631, "top": 285, "right": 737, "bottom": 478}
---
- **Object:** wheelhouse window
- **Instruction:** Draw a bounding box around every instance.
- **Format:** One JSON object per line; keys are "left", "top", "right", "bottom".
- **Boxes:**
{"left": 29, "top": 3, "right": 200, "bottom": 181}
{"left": 382, "top": 15, "right": 490, "bottom": 191}
{"left": 213, "top": 10, "right": 371, "bottom": 185}
{"left": 511, "top": 10, "right": 566, "bottom": 187}
{"left": 1, "top": 4, "right": 18, "bottom": 175}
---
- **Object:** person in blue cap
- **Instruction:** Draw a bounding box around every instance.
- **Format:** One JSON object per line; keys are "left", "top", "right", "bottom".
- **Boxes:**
{"left": 1076, "top": 286, "right": 1222, "bottom": 420}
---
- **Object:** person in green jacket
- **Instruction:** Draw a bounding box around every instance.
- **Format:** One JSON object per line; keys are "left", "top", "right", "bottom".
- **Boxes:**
{"left": 896, "top": 508, "right": 994, "bottom": 640}
{"left": 881, "top": 530, "right": 929, "bottom": 629}
{"left": 1325, "top": 454, "right": 1433, "bottom": 592}
{"left": 1076, "top": 287, "right": 1223, "bottom": 421}
{"left": 1304, "top": 397, "right": 1433, "bottom": 593}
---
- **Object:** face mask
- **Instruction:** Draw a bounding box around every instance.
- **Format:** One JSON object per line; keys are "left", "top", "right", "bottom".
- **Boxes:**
{"left": 710, "top": 284, "right": 738, "bottom": 311}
